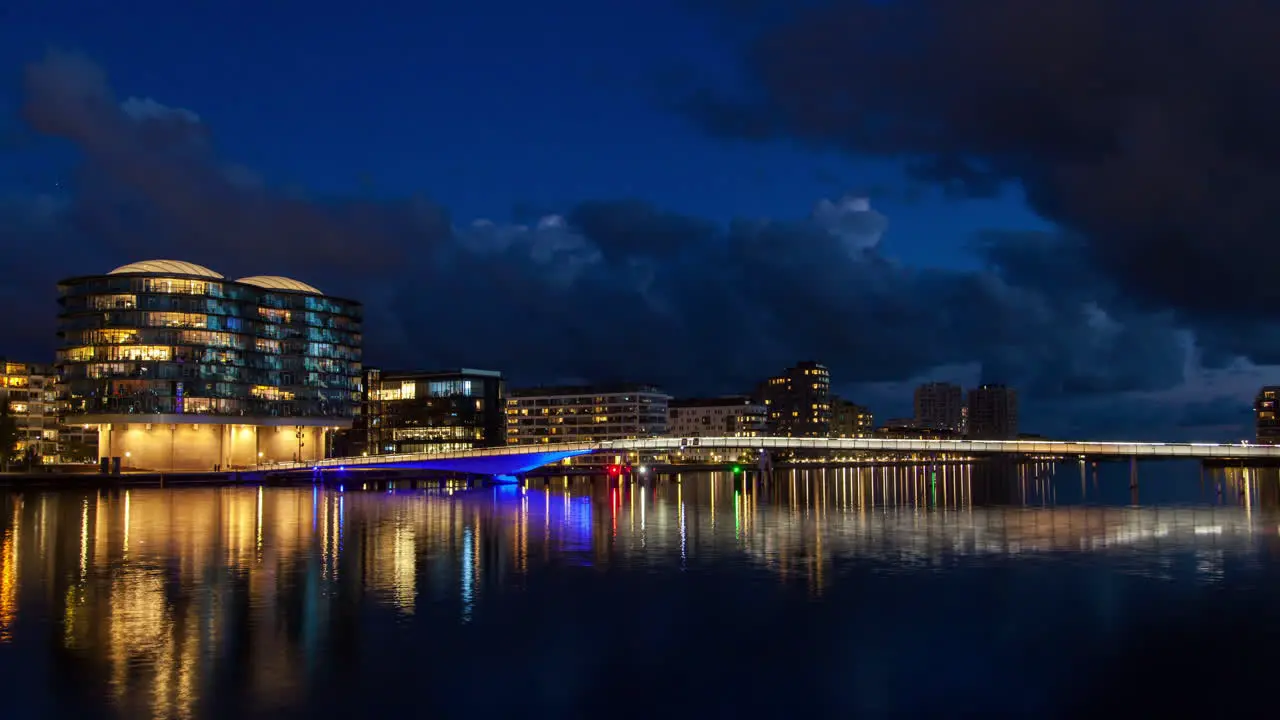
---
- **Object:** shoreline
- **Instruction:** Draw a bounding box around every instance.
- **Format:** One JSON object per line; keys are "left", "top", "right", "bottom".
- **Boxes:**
{"left": 0, "top": 454, "right": 1239, "bottom": 490}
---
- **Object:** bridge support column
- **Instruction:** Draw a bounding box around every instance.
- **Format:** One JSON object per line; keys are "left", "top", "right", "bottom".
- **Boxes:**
{"left": 1129, "top": 456, "right": 1140, "bottom": 505}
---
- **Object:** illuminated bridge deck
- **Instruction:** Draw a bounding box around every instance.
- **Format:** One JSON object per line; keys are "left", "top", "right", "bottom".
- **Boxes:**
{"left": 256, "top": 436, "right": 1280, "bottom": 475}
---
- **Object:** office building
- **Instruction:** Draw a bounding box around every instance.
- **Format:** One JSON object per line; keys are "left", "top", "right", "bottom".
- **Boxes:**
{"left": 830, "top": 398, "right": 873, "bottom": 438}
{"left": 667, "top": 396, "right": 767, "bottom": 438}
{"left": 967, "top": 384, "right": 1019, "bottom": 440}
{"left": 1256, "top": 387, "right": 1280, "bottom": 444}
{"left": 1, "top": 359, "right": 60, "bottom": 464}
{"left": 354, "top": 368, "right": 506, "bottom": 455}
{"left": 913, "top": 382, "right": 966, "bottom": 433}
{"left": 57, "top": 259, "right": 362, "bottom": 471}
{"left": 756, "top": 361, "right": 831, "bottom": 437}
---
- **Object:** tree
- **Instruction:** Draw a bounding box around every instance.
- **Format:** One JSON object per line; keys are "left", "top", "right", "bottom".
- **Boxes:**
{"left": 0, "top": 402, "right": 17, "bottom": 473}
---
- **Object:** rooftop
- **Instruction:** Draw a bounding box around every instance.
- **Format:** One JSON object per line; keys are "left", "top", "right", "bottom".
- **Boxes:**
{"left": 100, "top": 260, "right": 325, "bottom": 295}
{"left": 669, "top": 396, "right": 761, "bottom": 408}
{"left": 236, "top": 275, "right": 323, "bottom": 295}
{"left": 509, "top": 383, "right": 670, "bottom": 398}
{"left": 108, "top": 260, "right": 224, "bottom": 278}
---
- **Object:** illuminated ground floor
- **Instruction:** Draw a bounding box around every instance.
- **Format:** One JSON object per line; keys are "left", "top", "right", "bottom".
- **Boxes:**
{"left": 81, "top": 416, "right": 350, "bottom": 472}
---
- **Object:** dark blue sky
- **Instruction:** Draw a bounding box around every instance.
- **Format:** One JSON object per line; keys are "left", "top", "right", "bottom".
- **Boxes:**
{"left": 0, "top": 0, "right": 1045, "bottom": 264}
{"left": 1, "top": 0, "right": 1275, "bottom": 439}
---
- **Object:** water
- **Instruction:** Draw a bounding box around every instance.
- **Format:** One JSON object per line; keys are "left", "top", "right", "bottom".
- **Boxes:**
{"left": 1, "top": 460, "right": 1279, "bottom": 718}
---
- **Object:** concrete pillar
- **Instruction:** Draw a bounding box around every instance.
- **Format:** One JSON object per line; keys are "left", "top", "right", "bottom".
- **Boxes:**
{"left": 1129, "top": 455, "right": 1139, "bottom": 504}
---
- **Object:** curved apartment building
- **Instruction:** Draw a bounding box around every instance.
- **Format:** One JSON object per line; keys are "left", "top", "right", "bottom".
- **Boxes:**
{"left": 57, "top": 259, "right": 362, "bottom": 471}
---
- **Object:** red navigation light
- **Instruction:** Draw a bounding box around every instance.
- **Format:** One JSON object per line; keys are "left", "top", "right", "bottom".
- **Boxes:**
{"left": 608, "top": 465, "right": 621, "bottom": 476}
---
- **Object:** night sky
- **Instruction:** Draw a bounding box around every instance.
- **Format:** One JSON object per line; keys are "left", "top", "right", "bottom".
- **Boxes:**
{"left": 0, "top": 0, "right": 1273, "bottom": 440}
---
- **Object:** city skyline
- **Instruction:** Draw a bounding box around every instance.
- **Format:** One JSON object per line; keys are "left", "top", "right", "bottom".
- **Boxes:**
{"left": 1, "top": 1, "right": 1276, "bottom": 442}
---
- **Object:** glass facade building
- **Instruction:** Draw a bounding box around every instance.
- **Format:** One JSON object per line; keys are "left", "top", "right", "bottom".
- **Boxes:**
{"left": 56, "top": 260, "right": 362, "bottom": 471}
{"left": 345, "top": 368, "right": 506, "bottom": 456}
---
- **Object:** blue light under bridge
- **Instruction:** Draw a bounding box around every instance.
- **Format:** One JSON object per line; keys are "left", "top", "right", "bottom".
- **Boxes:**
{"left": 341, "top": 449, "right": 596, "bottom": 476}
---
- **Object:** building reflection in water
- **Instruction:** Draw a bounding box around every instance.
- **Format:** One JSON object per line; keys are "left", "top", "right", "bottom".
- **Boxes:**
{"left": 0, "top": 461, "right": 1275, "bottom": 716}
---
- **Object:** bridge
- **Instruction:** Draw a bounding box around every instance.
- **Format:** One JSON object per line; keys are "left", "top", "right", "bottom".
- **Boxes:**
{"left": 256, "top": 436, "right": 1280, "bottom": 477}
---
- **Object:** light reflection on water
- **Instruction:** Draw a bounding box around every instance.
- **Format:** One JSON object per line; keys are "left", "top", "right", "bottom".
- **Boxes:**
{"left": 0, "top": 461, "right": 1278, "bottom": 718}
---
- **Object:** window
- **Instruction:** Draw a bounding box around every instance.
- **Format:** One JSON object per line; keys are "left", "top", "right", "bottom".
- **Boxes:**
{"left": 141, "top": 278, "right": 216, "bottom": 295}
{"left": 88, "top": 294, "right": 137, "bottom": 310}
{"left": 143, "top": 311, "right": 208, "bottom": 328}
{"left": 426, "top": 379, "right": 473, "bottom": 397}
{"left": 251, "top": 385, "right": 296, "bottom": 401}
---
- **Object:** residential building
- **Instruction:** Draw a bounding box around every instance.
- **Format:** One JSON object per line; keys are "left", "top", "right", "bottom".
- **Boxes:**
{"left": 506, "top": 384, "right": 670, "bottom": 444}
{"left": 830, "top": 398, "right": 873, "bottom": 438}
{"left": 874, "top": 420, "right": 960, "bottom": 440}
{"left": 57, "top": 259, "right": 362, "bottom": 471}
{"left": 756, "top": 361, "right": 831, "bottom": 437}
{"left": 667, "top": 396, "right": 767, "bottom": 438}
{"left": 1255, "top": 387, "right": 1280, "bottom": 444}
{"left": 1, "top": 359, "right": 60, "bottom": 465}
{"left": 506, "top": 384, "right": 670, "bottom": 465}
{"left": 913, "top": 382, "right": 966, "bottom": 433}
{"left": 967, "top": 384, "right": 1019, "bottom": 440}
{"left": 666, "top": 396, "right": 766, "bottom": 464}
{"left": 354, "top": 368, "right": 505, "bottom": 455}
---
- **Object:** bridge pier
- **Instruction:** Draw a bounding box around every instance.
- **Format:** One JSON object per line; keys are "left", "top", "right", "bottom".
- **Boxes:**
{"left": 1129, "top": 456, "right": 1140, "bottom": 505}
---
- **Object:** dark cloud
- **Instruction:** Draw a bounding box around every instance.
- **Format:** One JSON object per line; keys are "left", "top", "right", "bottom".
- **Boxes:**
{"left": 677, "top": 0, "right": 1280, "bottom": 335}
{"left": 0, "top": 50, "right": 1242, "bottom": 436}
{"left": 19, "top": 50, "right": 442, "bottom": 295}
{"left": 391, "top": 199, "right": 1192, "bottom": 403}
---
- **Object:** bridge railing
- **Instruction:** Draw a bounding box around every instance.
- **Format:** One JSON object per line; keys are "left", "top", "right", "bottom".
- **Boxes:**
{"left": 258, "top": 441, "right": 601, "bottom": 472}
{"left": 601, "top": 436, "right": 1280, "bottom": 459}
{"left": 255, "top": 436, "right": 1280, "bottom": 471}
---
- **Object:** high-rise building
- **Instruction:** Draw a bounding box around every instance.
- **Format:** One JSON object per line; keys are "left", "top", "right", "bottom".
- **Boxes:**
{"left": 756, "top": 361, "right": 831, "bottom": 437}
{"left": 667, "top": 396, "right": 767, "bottom": 438}
{"left": 57, "top": 259, "right": 362, "bottom": 471}
{"left": 967, "top": 384, "right": 1019, "bottom": 440}
{"left": 1, "top": 359, "right": 60, "bottom": 465}
{"left": 913, "top": 382, "right": 966, "bottom": 433}
{"left": 830, "top": 397, "right": 873, "bottom": 438}
{"left": 505, "top": 384, "right": 670, "bottom": 445}
{"left": 353, "top": 368, "right": 506, "bottom": 456}
{"left": 1255, "top": 387, "right": 1280, "bottom": 444}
